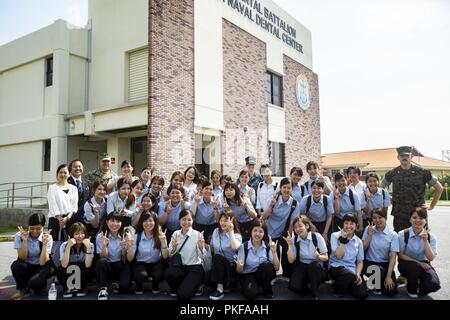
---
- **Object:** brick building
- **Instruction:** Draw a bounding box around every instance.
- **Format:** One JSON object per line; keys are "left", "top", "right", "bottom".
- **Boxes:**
{"left": 148, "top": 0, "right": 321, "bottom": 179}
{"left": 0, "top": 0, "right": 321, "bottom": 206}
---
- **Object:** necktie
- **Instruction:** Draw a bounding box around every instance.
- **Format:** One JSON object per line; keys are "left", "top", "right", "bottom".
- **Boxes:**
{"left": 76, "top": 180, "right": 82, "bottom": 193}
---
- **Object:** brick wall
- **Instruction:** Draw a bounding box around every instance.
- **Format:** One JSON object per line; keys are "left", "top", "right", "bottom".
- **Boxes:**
{"left": 148, "top": 0, "right": 195, "bottom": 182}
{"left": 222, "top": 19, "right": 269, "bottom": 180}
{"left": 283, "top": 55, "right": 321, "bottom": 180}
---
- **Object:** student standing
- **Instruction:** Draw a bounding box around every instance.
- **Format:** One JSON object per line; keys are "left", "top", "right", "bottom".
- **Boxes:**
{"left": 290, "top": 167, "right": 307, "bottom": 203}
{"left": 361, "top": 173, "right": 391, "bottom": 228}
{"left": 299, "top": 180, "right": 334, "bottom": 240}
{"left": 222, "top": 182, "right": 257, "bottom": 242}
{"left": 106, "top": 178, "right": 136, "bottom": 227}
{"left": 107, "top": 160, "right": 139, "bottom": 193}
{"left": 255, "top": 165, "right": 277, "bottom": 216}
{"left": 191, "top": 180, "right": 219, "bottom": 243}
{"left": 261, "top": 177, "right": 301, "bottom": 278}
{"left": 238, "top": 169, "right": 256, "bottom": 205}
{"left": 184, "top": 166, "right": 200, "bottom": 201}
{"left": 303, "top": 161, "right": 333, "bottom": 195}
{"left": 158, "top": 186, "right": 192, "bottom": 241}
{"left": 329, "top": 173, "right": 363, "bottom": 234}
{"left": 83, "top": 181, "right": 108, "bottom": 238}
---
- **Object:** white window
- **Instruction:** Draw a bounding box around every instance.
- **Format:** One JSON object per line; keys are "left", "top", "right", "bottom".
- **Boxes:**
{"left": 128, "top": 47, "right": 148, "bottom": 102}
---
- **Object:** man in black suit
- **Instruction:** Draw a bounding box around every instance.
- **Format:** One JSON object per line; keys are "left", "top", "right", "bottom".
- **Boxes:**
{"left": 67, "top": 159, "right": 91, "bottom": 228}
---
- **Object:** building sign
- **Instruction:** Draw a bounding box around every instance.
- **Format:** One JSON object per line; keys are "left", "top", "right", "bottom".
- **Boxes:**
{"left": 296, "top": 74, "right": 311, "bottom": 111}
{"left": 218, "top": 0, "right": 304, "bottom": 54}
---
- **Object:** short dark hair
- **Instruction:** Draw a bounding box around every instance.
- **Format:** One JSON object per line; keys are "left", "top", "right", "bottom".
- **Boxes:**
{"left": 56, "top": 163, "right": 68, "bottom": 175}
{"left": 290, "top": 167, "right": 303, "bottom": 176}
{"left": 92, "top": 181, "right": 107, "bottom": 194}
{"left": 197, "top": 175, "right": 209, "bottom": 187}
{"left": 68, "top": 159, "right": 83, "bottom": 173}
{"left": 346, "top": 166, "right": 361, "bottom": 176}
{"left": 201, "top": 180, "right": 212, "bottom": 188}
{"left": 121, "top": 160, "right": 132, "bottom": 168}
{"left": 365, "top": 172, "right": 379, "bottom": 183}
{"left": 306, "top": 161, "right": 319, "bottom": 171}
{"left": 372, "top": 208, "right": 387, "bottom": 219}
{"left": 260, "top": 164, "right": 271, "bottom": 173}
{"left": 150, "top": 175, "right": 165, "bottom": 186}
{"left": 29, "top": 213, "right": 46, "bottom": 226}
{"left": 179, "top": 209, "right": 193, "bottom": 220}
{"left": 410, "top": 207, "right": 428, "bottom": 219}
{"left": 311, "top": 180, "right": 324, "bottom": 189}
{"left": 334, "top": 172, "right": 345, "bottom": 182}
{"left": 343, "top": 214, "right": 357, "bottom": 224}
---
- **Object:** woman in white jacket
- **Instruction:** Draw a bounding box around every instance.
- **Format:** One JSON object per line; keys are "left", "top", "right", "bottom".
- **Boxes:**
{"left": 47, "top": 164, "right": 78, "bottom": 243}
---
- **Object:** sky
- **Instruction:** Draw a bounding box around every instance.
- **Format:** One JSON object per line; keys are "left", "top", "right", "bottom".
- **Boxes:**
{"left": 0, "top": 0, "right": 449, "bottom": 160}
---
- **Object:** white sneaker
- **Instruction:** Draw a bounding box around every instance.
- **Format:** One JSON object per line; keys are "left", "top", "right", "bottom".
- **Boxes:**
{"left": 98, "top": 288, "right": 108, "bottom": 300}
{"left": 407, "top": 291, "right": 418, "bottom": 299}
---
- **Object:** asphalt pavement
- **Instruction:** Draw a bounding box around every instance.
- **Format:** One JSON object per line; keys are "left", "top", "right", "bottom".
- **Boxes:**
{"left": 1, "top": 206, "right": 449, "bottom": 300}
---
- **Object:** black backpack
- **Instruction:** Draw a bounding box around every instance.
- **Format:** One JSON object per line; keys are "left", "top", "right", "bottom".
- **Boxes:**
{"left": 293, "top": 233, "right": 319, "bottom": 262}
{"left": 305, "top": 195, "right": 328, "bottom": 214}
{"left": 243, "top": 240, "right": 270, "bottom": 264}
{"left": 274, "top": 195, "right": 298, "bottom": 237}
{"left": 403, "top": 229, "right": 430, "bottom": 253}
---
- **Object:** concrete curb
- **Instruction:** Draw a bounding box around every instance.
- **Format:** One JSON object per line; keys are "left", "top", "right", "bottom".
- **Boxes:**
{"left": 0, "top": 235, "right": 14, "bottom": 242}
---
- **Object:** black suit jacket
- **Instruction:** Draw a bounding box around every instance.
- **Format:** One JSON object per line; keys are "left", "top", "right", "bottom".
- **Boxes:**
{"left": 68, "top": 176, "right": 92, "bottom": 223}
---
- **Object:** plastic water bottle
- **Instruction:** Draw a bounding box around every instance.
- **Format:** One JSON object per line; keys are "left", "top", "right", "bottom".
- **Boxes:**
{"left": 48, "top": 283, "right": 57, "bottom": 300}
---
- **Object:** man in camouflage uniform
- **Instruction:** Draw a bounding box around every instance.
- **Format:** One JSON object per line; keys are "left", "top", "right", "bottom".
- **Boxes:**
{"left": 84, "top": 152, "right": 118, "bottom": 186}
{"left": 381, "top": 146, "right": 443, "bottom": 232}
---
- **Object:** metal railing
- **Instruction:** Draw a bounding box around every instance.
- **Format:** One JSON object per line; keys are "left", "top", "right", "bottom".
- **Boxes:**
{"left": 0, "top": 182, "right": 53, "bottom": 208}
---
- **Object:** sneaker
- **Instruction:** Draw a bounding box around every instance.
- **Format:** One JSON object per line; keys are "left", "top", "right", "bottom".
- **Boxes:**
{"left": 372, "top": 289, "right": 382, "bottom": 296}
{"left": 76, "top": 289, "right": 88, "bottom": 297}
{"left": 151, "top": 289, "right": 161, "bottom": 294}
{"left": 263, "top": 292, "right": 274, "bottom": 299}
{"left": 151, "top": 284, "right": 160, "bottom": 294}
{"left": 63, "top": 289, "right": 76, "bottom": 299}
{"left": 195, "top": 285, "right": 204, "bottom": 296}
{"left": 98, "top": 288, "right": 108, "bottom": 300}
{"left": 209, "top": 289, "right": 224, "bottom": 300}
{"left": 112, "top": 282, "right": 119, "bottom": 293}
{"left": 169, "top": 292, "right": 177, "bottom": 297}
{"left": 325, "top": 279, "right": 333, "bottom": 285}
{"left": 333, "top": 293, "right": 344, "bottom": 298}
{"left": 397, "top": 275, "right": 407, "bottom": 284}
{"left": 135, "top": 289, "right": 144, "bottom": 295}
{"left": 407, "top": 291, "right": 418, "bottom": 299}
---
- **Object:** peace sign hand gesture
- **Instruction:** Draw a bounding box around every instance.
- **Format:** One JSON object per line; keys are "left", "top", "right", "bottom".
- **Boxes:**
{"left": 165, "top": 201, "right": 172, "bottom": 215}
{"left": 282, "top": 230, "right": 293, "bottom": 246}
{"left": 367, "top": 221, "right": 374, "bottom": 237}
{"left": 90, "top": 202, "right": 100, "bottom": 214}
{"left": 268, "top": 236, "right": 278, "bottom": 253}
{"left": 102, "top": 231, "right": 109, "bottom": 247}
{"left": 18, "top": 226, "right": 29, "bottom": 242}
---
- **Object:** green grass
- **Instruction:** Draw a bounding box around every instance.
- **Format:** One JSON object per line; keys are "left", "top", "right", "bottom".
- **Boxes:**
{"left": 0, "top": 226, "right": 17, "bottom": 234}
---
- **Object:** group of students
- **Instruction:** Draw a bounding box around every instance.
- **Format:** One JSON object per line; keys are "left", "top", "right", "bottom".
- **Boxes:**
{"left": 10, "top": 160, "right": 441, "bottom": 300}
